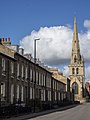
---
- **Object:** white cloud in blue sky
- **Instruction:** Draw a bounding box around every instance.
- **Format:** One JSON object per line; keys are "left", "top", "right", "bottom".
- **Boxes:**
{"left": 84, "top": 20, "right": 90, "bottom": 29}
{"left": 20, "top": 20, "right": 90, "bottom": 81}
{"left": 20, "top": 26, "right": 73, "bottom": 65}
{"left": 62, "top": 66, "right": 69, "bottom": 77}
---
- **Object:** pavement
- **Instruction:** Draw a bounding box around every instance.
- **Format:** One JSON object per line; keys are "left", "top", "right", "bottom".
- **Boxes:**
{"left": 3, "top": 104, "right": 79, "bottom": 120}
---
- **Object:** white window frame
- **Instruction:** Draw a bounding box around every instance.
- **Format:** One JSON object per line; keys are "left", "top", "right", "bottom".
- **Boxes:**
{"left": 21, "top": 65, "right": 24, "bottom": 78}
{"left": 30, "top": 87, "right": 33, "bottom": 99}
{"left": 16, "top": 85, "right": 19, "bottom": 101}
{"left": 1, "top": 82, "right": 5, "bottom": 97}
{"left": 17, "top": 63, "right": 20, "bottom": 77}
{"left": 30, "top": 69, "right": 32, "bottom": 80}
{"left": 2, "top": 58, "right": 5, "bottom": 71}
{"left": 36, "top": 71, "right": 38, "bottom": 84}
{"left": 39, "top": 73, "right": 41, "bottom": 85}
{"left": 11, "top": 62, "right": 14, "bottom": 74}
{"left": 21, "top": 86, "right": 24, "bottom": 101}
{"left": 43, "top": 75, "right": 45, "bottom": 86}
{"left": 25, "top": 67, "right": 28, "bottom": 80}
{"left": 42, "top": 74, "right": 43, "bottom": 86}
{"left": 33, "top": 70, "right": 35, "bottom": 83}
{"left": 48, "top": 91, "right": 51, "bottom": 101}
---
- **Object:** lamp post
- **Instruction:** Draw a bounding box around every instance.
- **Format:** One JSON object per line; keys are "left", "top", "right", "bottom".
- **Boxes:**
{"left": 34, "top": 38, "right": 40, "bottom": 112}
{"left": 34, "top": 38, "right": 40, "bottom": 63}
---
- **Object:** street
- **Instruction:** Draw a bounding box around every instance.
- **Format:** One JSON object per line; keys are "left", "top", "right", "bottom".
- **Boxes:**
{"left": 29, "top": 103, "right": 90, "bottom": 120}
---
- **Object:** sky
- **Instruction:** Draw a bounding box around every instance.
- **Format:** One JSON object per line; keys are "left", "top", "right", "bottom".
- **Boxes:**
{"left": 0, "top": 0, "right": 90, "bottom": 81}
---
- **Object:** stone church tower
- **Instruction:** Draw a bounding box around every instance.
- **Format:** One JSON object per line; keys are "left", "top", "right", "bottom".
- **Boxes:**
{"left": 68, "top": 17, "right": 85, "bottom": 101}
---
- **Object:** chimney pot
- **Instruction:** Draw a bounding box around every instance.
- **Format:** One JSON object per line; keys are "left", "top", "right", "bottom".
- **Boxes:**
{"left": 2, "top": 38, "right": 4, "bottom": 43}
{"left": 8, "top": 37, "right": 10, "bottom": 42}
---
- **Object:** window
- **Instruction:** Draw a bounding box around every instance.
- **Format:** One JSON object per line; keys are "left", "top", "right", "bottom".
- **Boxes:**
{"left": 30, "top": 87, "right": 33, "bottom": 99}
{"left": 25, "top": 67, "right": 28, "bottom": 79}
{"left": 49, "top": 78, "right": 51, "bottom": 88}
{"left": 30, "top": 69, "right": 32, "bottom": 79}
{"left": 74, "top": 56, "right": 76, "bottom": 63}
{"left": 2, "top": 58, "right": 5, "bottom": 72}
{"left": 53, "top": 80, "right": 55, "bottom": 89}
{"left": 36, "top": 71, "right": 38, "bottom": 84}
{"left": 1, "top": 82, "right": 5, "bottom": 99}
{"left": 48, "top": 91, "right": 51, "bottom": 101}
{"left": 21, "top": 86, "right": 24, "bottom": 101}
{"left": 43, "top": 75, "right": 45, "bottom": 86}
{"left": 11, "top": 84, "right": 14, "bottom": 103}
{"left": 55, "top": 81, "right": 57, "bottom": 89}
{"left": 61, "top": 93, "right": 63, "bottom": 100}
{"left": 39, "top": 73, "right": 41, "bottom": 85}
{"left": 33, "top": 70, "right": 35, "bottom": 83}
{"left": 11, "top": 62, "right": 14, "bottom": 74}
{"left": 33, "top": 88, "right": 34, "bottom": 99}
{"left": 21, "top": 65, "right": 24, "bottom": 78}
{"left": 72, "top": 82, "right": 78, "bottom": 94}
{"left": 42, "top": 74, "right": 43, "bottom": 86}
{"left": 43, "top": 89, "right": 45, "bottom": 101}
{"left": 16, "top": 85, "right": 19, "bottom": 101}
{"left": 76, "top": 68, "right": 79, "bottom": 74}
{"left": 72, "top": 68, "right": 75, "bottom": 74}
{"left": 41, "top": 89, "right": 44, "bottom": 101}
{"left": 17, "top": 64, "right": 20, "bottom": 77}
{"left": 58, "top": 92, "right": 60, "bottom": 100}
{"left": 55, "top": 91, "right": 56, "bottom": 100}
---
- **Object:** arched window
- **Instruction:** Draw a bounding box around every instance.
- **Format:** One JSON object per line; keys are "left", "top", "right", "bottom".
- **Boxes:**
{"left": 76, "top": 68, "right": 79, "bottom": 74}
{"left": 72, "top": 82, "right": 78, "bottom": 94}
{"left": 74, "top": 55, "right": 76, "bottom": 63}
{"left": 72, "top": 68, "right": 74, "bottom": 74}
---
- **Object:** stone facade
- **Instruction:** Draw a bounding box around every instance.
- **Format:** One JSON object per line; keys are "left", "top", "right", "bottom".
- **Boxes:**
{"left": 49, "top": 68, "right": 72, "bottom": 101}
{"left": 68, "top": 17, "right": 85, "bottom": 101}
{"left": 49, "top": 68, "right": 70, "bottom": 91}
{"left": 0, "top": 42, "right": 71, "bottom": 109}
{"left": 85, "top": 82, "right": 90, "bottom": 98}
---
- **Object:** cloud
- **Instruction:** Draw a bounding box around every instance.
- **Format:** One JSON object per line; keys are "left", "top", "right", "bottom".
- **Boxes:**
{"left": 79, "top": 31, "right": 90, "bottom": 60}
{"left": 20, "top": 24, "right": 90, "bottom": 65}
{"left": 62, "top": 65, "right": 90, "bottom": 82}
{"left": 20, "top": 21, "right": 90, "bottom": 81}
{"left": 84, "top": 20, "right": 90, "bottom": 29}
{"left": 62, "top": 66, "right": 69, "bottom": 77}
{"left": 85, "top": 66, "right": 90, "bottom": 82}
{"left": 20, "top": 26, "right": 73, "bottom": 65}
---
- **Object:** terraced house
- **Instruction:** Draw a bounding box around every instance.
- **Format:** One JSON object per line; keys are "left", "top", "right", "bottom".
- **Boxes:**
{"left": 0, "top": 38, "right": 72, "bottom": 112}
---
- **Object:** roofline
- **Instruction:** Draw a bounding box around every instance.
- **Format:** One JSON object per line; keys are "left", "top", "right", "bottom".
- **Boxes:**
{"left": 15, "top": 52, "right": 52, "bottom": 74}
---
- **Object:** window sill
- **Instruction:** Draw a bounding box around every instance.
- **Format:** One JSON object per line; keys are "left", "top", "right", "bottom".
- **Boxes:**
{"left": 2, "top": 73, "right": 6, "bottom": 76}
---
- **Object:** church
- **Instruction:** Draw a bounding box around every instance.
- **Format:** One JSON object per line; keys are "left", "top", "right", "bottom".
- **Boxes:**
{"left": 68, "top": 17, "right": 85, "bottom": 101}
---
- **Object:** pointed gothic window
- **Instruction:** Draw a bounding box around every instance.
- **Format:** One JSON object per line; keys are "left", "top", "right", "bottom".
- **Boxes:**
{"left": 74, "top": 55, "right": 76, "bottom": 63}
{"left": 76, "top": 68, "right": 79, "bottom": 74}
{"left": 72, "top": 68, "right": 74, "bottom": 74}
{"left": 72, "top": 82, "right": 78, "bottom": 94}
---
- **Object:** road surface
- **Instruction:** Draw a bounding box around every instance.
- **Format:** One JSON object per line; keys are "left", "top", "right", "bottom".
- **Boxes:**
{"left": 29, "top": 103, "right": 90, "bottom": 120}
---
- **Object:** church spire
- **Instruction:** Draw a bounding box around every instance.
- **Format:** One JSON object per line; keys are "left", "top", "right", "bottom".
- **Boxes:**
{"left": 71, "top": 17, "right": 81, "bottom": 64}
{"left": 73, "top": 16, "right": 78, "bottom": 41}
{"left": 69, "top": 17, "right": 85, "bottom": 101}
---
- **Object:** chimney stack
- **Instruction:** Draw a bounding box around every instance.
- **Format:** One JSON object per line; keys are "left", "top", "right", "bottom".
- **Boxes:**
{"left": 0, "top": 37, "right": 11, "bottom": 45}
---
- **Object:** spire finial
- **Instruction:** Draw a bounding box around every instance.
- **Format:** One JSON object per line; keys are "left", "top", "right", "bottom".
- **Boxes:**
{"left": 74, "top": 16, "right": 76, "bottom": 24}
